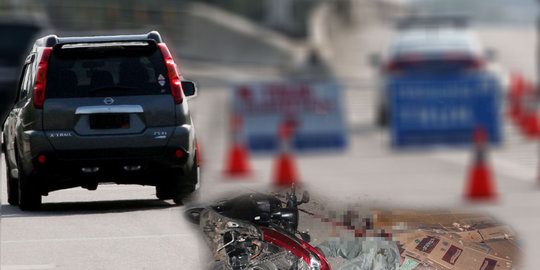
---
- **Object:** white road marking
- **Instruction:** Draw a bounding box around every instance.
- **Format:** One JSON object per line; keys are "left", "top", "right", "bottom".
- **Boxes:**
{"left": 1, "top": 214, "right": 26, "bottom": 218}
{"left": 2, "top": 233, "right": 193, "bottom": 244}
{"left": 1, "top": 265, "right": 56, "bottom": 270}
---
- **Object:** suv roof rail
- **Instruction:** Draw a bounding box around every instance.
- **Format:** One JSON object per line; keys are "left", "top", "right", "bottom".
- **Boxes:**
{"left": 146, "top": 31, "right": 162, "bottom": 43}
{"left": 33, "top": 34, "right": 58, "bottom": 47}
{"left": 37, "top": 31, "right": 163, "bottom": 47}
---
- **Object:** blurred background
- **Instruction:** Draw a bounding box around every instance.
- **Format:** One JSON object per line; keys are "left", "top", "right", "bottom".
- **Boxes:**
{"left": 1, "top": 0, "right": 539, "bottom": 269}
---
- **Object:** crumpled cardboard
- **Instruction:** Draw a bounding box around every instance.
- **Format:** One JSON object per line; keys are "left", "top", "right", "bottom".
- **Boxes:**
{"left": 371, "top": 210, "right": 520, "bottom": 270}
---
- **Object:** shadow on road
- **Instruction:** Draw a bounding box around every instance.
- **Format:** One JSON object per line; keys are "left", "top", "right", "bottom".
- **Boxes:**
{"left": 0, "top": 199, "right": 176, "bottom": 217}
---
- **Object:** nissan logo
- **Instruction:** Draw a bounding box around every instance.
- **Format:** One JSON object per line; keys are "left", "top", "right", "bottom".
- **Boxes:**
{"left": 103, "top": 97, "right": 115, "bottom": 105}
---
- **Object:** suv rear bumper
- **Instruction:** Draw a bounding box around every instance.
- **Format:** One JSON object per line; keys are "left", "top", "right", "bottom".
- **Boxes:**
{"left": 17, "top": 125, "right": 195, "bottom": 193}
{"left": 31, "top": 147, "right": 193, "bottom": 192}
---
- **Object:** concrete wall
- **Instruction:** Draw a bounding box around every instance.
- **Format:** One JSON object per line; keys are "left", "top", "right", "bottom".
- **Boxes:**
{"left": 171, "top": 2, "right": 305, "bottom": 68}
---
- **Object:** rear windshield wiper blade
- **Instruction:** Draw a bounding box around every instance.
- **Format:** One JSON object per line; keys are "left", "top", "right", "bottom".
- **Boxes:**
{"left": 89, "top": 86, "right": 138, "bottom": 94}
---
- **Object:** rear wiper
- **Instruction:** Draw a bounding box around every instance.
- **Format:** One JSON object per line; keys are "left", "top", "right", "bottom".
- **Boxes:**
{"left": 89, "top": 86, "right": 137, "bottom": 94}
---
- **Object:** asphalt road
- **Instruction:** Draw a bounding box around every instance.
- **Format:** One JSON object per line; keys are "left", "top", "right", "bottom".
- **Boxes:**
{"left": 2, "top": 2, "right": 540, "bottom": 270}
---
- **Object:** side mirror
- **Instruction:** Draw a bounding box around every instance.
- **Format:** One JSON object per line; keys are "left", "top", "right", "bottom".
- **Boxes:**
{"left": 484, "top": 48, "right": 497, "bottom": 62}
{"left": 300, "top": 191, "right": 310, "bottom": 205}
{"left": 182, "top": 80, "right": 198, "bottom": 97}
{"left": 369, "top": 53, "right": 381, "bottom": 67}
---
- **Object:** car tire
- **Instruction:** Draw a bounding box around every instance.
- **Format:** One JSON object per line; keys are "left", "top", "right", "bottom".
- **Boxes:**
{"left": 3, "top": 136, "right": 18, "bottom": 205}
{"left": 173, "top": 154, "right": 199, "bottom": 205}
{"left": 6, "top": 156, "right": 19, "bottom": 206}
{"left": 156, "top": 173, "right": 192, "bottom": 204}
{"left": 155, "top": 179, "right": 174, "bottom": 200}
{"left": 186, "top": 154, "right": 200, "bottom": 191}
{"left": 16, "top": 153, "right": 41, "bottom": 211}
{"left": 156, "top": 154, "right": 199, "bottom": 204}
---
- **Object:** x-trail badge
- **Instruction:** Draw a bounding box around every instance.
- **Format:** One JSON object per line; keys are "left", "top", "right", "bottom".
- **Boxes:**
{"left": 104, "top": 97, "right": 114, "bottom": 105}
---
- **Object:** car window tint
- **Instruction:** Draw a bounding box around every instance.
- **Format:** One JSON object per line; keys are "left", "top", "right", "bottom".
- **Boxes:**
{"left": 390, "top": 30, "right": 478, "bottom": 56}
{"left": 19, "top": 64, "right": 32, "bottom": 100}
{"left": 46, "top": 45, "right": 169, "bottom": 98}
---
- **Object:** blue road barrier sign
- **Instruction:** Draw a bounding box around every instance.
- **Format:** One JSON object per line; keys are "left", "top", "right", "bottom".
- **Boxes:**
{"left": 388, "top": 73, "right": 502, "bottom": 147}
{"left": 231, "top": 80, "right": 347, "bottom": 152}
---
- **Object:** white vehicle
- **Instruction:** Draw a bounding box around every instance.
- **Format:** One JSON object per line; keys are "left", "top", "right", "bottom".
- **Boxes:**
{"left": 370, "top": 16, "right": 502, "bottom": 126}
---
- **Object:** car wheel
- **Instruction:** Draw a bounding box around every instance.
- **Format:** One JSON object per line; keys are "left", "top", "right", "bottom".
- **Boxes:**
{"left": 173, "top": 154, "right": 199, "bottom": 205}
{"left": 186, "top": 153, "right": 200, "bottom": 190}
{"left": 5, "top": 154, "right": 19, "bottom": 206}
{"left": 155, "top": 179, "right": 174, "bottom": 200}
{"left": 16, "top": 154, "right": 41, "bottom": 211}
{"left": 155, "top": 169, "right": 190, "bottom": 201}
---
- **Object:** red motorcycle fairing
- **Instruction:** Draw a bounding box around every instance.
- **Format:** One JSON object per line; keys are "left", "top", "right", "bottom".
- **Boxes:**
{"left": 260, "top": 227, "right": 331, "bottom": 270}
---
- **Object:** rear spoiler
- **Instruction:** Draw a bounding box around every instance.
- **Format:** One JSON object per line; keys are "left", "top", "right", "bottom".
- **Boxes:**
{"left": 56, "top": 41, "right": 155, "bottom": 50}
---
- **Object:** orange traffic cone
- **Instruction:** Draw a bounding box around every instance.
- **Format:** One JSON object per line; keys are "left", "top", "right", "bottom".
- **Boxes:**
{"left": 223, "top": 114, "right": 252, "bottom": 177}
{"left": 518, "top": 83, "right": 540, "bottom": 139}
{"left": 521, "top": 113, "right": 540, "bottom": 139}
{"left": 507, "top": 73, "right": 524, "bottom": 122}
{"left": 465, "top": 127, "right": 497, "bottom": 200}
{"left": 273, "top": 117, "right": 300, "bottom": 187}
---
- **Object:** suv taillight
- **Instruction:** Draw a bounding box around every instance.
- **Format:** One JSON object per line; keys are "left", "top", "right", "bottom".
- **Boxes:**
{"left": 384, "top": 61, "right": 402, "bottom": 74}
{"left": 33, "top": 47, "right": 52, "bottom": 109}
{"left": 467, "top": 58, "right": 485, "bottom": 71}
{"left": 158, "top": 43, "right": 183, "bottom": 104}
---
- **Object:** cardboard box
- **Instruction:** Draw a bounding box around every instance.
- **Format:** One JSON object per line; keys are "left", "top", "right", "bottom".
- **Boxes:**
{"left": 478, "top": 226, "right": 515, "bottom": 241}
{"left": 392, "top": 228, "right": 517, "bottom": 268}
{"left": 369, "top": 209, "right": 520, "bottom": 269}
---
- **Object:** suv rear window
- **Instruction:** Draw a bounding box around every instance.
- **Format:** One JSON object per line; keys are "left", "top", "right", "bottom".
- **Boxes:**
{"left": 46, "top": 42, "right": 170, "bottom": 98}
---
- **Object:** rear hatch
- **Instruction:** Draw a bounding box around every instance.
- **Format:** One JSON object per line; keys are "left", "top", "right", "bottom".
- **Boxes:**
{"left": 43, "top": 40, "right": 175, "bottom": 155}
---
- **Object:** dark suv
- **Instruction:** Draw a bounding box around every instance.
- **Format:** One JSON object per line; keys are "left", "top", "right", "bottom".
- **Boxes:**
{"left": 2, "top": 31, "right": 200, "bottom": 210}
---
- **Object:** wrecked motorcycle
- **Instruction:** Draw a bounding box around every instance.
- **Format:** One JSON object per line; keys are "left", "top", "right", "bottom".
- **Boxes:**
{"left": 185, "top": 188, "right": 331, "bottom": 270}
